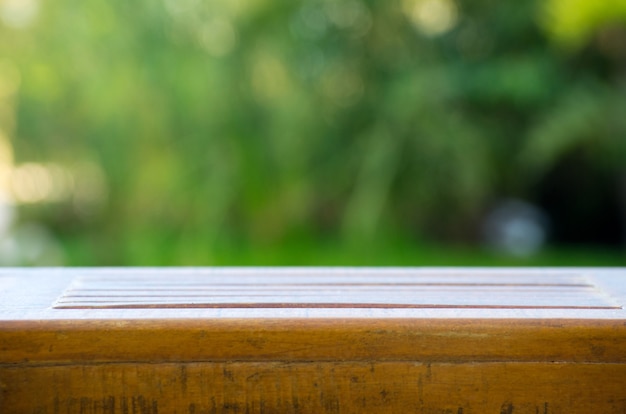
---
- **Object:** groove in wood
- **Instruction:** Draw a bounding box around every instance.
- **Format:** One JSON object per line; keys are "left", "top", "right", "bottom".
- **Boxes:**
{"left": 52, "top": 272, "right": 619, "bottom": 309}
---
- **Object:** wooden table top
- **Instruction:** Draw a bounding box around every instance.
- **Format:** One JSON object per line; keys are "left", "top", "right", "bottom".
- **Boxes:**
{"left": 2, "top": 267, "right": 625, "bottom": 320}
{"left": 2, "top": 267, "right": 626, "bottom": 365}
{"left": 2, "top": 268, "right": 626, "bottom": 413}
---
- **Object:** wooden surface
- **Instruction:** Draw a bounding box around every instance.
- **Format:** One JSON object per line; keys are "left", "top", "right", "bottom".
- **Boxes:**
{"left": 1, "top": 267, "right": 626, "bottom": 413}
{"left": 4, "top": 361, "right": 626, "bottom": 413}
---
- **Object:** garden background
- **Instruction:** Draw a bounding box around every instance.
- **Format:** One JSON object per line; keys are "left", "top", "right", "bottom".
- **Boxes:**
{"left": 0, "top": 0, "right": 625, "bottom": 266}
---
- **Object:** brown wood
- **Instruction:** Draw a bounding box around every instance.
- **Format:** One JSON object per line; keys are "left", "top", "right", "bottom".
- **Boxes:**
{"left": 1, "top": 267, "right": 626, "bottom": 413}
{"left": 4, "top": 362, "right": 626, "bottom": 413}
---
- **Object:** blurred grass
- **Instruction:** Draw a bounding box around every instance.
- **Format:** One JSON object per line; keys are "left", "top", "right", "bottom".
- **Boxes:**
{"left": 210, "top": 243, "right": 626, "bottom": 267}
{"left": 60, "top": 234, "right": 626, "bottom": 267}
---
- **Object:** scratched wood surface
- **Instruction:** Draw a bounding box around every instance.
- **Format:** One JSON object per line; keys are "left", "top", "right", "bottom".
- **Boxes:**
{"left": 3, "top": 362, "right": 626, "bottom": 413}
{"left": 1, "top": 268, "right": 626, "bottom": 413}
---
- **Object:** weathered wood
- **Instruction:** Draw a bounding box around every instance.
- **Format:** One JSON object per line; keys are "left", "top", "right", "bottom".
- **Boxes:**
{"left": 1, "top": 267, "right": 626, "bottom": 413}
{"left": 3, "top": 362, "right": 626, "bottom": 413}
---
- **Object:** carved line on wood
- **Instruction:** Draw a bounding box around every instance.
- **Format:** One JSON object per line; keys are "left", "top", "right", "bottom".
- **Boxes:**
{"left": 51, "top": 272, "right": 622, "bottom": 310}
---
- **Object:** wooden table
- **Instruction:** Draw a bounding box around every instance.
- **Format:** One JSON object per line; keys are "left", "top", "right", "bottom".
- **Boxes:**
{"left": 1, "top": 267, "right": 626, "bottom": 413}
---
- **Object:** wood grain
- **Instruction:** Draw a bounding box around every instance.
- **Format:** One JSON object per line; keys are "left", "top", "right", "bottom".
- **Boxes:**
{"left": 2, "top": 319, "right": 626, "bottom": 364}
{"left": 1, "top": 268, "right": 626, "bottom": 413}
{"left": 3, "top": 362, "right": 626, "bottom": 413}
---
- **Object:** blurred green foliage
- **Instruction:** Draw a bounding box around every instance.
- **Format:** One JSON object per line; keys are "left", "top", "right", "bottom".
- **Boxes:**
{"left": 0, "top": 0, "right": 625, "bottom": 265}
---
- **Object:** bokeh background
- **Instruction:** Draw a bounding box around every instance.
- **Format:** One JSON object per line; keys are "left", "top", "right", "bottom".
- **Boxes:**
{"left": 0, "top": 0, "right": 625, "bottom": 266}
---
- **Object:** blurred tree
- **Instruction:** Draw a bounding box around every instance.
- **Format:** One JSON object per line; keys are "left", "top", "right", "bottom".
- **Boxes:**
{"left": 0, "top": 0, "right": 624, "bottom": 264}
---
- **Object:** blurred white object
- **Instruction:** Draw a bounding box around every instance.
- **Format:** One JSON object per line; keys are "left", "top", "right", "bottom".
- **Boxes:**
{"left": 0, "top": 194, "right": 15, "bottom": 236}
{"left": 0, "top": 194, "right": 64, "bottom": 266}
{"left": 483, "top": 199, "right": 549, "bottom": 257}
